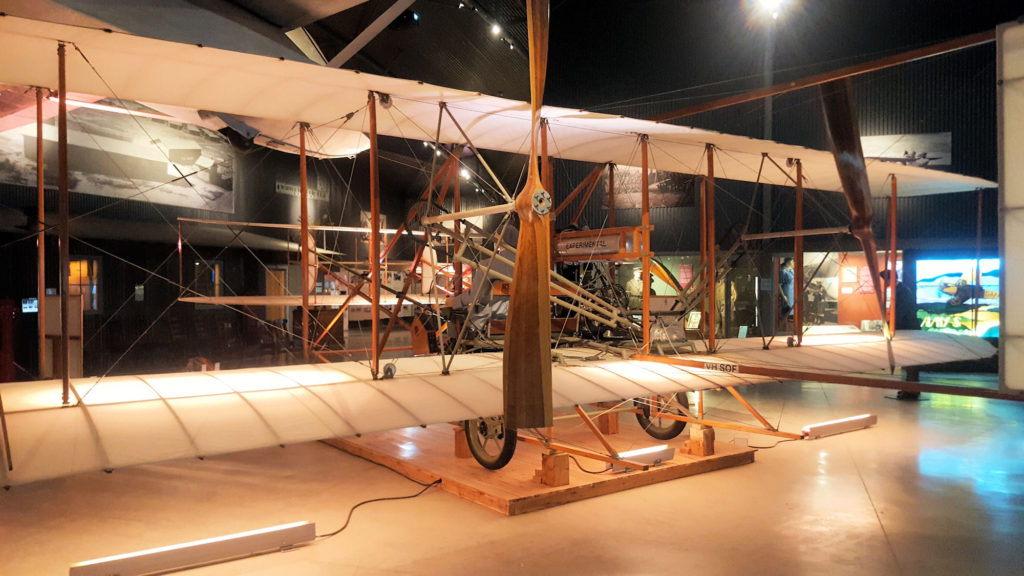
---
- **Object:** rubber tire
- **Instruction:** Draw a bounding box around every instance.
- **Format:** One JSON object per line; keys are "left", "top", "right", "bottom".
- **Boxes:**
{"left": 463, "top": 417, "right": 517, "bottom": 470}
{"left": 634, "top": 393, "right": 689, "bottom": 440}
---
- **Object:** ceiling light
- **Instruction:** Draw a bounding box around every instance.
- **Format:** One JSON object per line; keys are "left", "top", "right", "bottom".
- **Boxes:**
{"left": 491, "top": 23, "right": 502, "bottom": 36}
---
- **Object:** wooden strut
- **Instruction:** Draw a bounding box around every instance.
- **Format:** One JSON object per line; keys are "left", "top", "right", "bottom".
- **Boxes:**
{"left": 741, "top": 226, "right": 850, "bottom": 241}
{"left": 58, "top": 42, "right": 70, "bottom": 405}
{"left": 573, "top": 405, "right": 619, "bottom": 458}
{"left": 368, "top": 92, "right": 382, "bottom": 378}
{"left": 438, "top": 102, "right": 513, "bottom": 203}
{"left": 631, "top": 409, "right": 803, "bottom": 440}
{"left": 300, "top": 123, "right": 310, "bottom": 362}
{"left": 641, "top": 135, "right": 651, "bottom": 354}
{"left": 36, "top": 87, "right": 46, "bottom": 380}
{"left": 551, "top": 165, "right": 604, "bottom": 218}
{"left": 888, "top": 176, "right": 898, "bottom": 333}
{"left": 706, "top": 144, "right": 716, "bottom": 352}
{"left": 794, "top": 159, "right": 804, "bottom": 345}
{"left": 607, "top": 164, "right": 616, "bottom": 228}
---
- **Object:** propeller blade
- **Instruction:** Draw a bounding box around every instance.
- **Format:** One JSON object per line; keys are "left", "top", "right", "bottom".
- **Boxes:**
{"left": 820, "top": 79, "right": 896, "bottom": 369}
{"left": 504, "top": 0, "right": 553, "bottom": 429}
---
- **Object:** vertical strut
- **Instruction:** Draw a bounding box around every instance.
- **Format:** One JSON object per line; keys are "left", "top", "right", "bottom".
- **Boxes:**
{"left": 640, "top": 135, "right": 651, "bottom": 354}
{"left": 794, "top": 159, "right": 804, "bottom": 345}
{"left": 368, "top": 92, "right": 382, "bottom": 379}
{"left": 706, "top": 144, "right": 716, "bottom": 352}
{"left": 299, "top": 123, "right": 310, "bottom": 362}
{"left": 888, "top": 176, "right": 898, "bottom": 334}
{"left": 58, "top": 43, "right": 71, "bottom": 405}
{"left": 35, "top": 87, "right": 46, "bottom": 378}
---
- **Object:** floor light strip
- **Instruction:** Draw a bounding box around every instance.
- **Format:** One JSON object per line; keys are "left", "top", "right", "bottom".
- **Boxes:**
{"left": 802, "top": 414, "right": 877, "bottom": 439}
{"left": 69, "top": 521, "right": 316, "bottom": 576}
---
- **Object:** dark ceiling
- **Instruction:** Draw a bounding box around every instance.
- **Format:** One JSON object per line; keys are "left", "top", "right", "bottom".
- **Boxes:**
{"left": 30, "top": 0, "right": 1022, "bottom": 116}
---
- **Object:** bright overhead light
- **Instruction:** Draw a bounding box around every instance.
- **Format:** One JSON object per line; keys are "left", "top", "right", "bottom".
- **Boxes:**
{"left": 460, "top": 168, "right": 470, "bottom": 179}
{"left": 491, "top": 23, "right": 502, "bottom": 36}
{"left": 757, "top": 0, "right": 786, "bottom": 19}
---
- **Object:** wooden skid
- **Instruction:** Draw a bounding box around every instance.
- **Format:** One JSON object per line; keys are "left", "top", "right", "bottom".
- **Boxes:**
{"left": 325, "top": 418, "right": 755, "bottom": 516}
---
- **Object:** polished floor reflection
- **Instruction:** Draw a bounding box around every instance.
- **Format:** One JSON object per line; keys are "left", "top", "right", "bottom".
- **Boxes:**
{"left": 1, "top": 375, "right": 1022, "bottom": 575}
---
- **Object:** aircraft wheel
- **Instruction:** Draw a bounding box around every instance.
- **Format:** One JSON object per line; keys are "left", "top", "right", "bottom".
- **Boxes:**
{"left": 634, "top": 393, "right": 689, "bottom": 440}
{"left": 463, "top": 416, "right": 517, "bottom": 470}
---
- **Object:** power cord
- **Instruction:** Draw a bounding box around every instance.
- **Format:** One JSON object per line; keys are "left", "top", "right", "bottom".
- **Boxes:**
{"left": 569, "top": 455, "right": 612, "bottom": 475}
{"left": 315, "top": 440, "right": 442, "bottom": 540}
{"left": 747, "top": 438, "right": 800, "bottom": 449}
{"left": 316, "top": 478, "right": 442, "bottom": 540}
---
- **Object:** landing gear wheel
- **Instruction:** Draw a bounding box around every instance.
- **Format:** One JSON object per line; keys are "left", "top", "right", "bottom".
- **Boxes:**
{"left": 634, "top": 393, "right": 689, "bottom": 440}
{"left": 463, "top": 416, "right": 517, "bottom": 470}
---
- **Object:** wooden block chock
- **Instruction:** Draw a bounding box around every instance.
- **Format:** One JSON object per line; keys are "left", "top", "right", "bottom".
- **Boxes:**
{"left": 685, "top": 424, "right": 716, "bottom": 457}
{"left": 454, "top": 424, "right": 471, "bottom": 459}
{"left": 597, "top": 403, "right": 619, "bottom": 435}
{"left": 533, "top": 451, "right": 570, "bottom": 487}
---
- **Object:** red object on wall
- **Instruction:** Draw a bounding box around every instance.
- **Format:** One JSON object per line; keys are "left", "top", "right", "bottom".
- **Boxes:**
{"left": 837, "top": 253, "right": 900, "bottom": 328}
{"left": 0, "top": 299, "right": 14, "bottom": 382}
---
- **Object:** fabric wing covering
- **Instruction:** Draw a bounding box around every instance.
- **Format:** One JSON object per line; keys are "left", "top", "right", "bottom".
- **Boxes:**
{"left": 0, "top": 331, "right": 995, "bottom": 487}
{"left": 2, "top": 352, "right": 772, "bottom": 486}
{"left": 0, "top": 16, "right": 995, "bottom": 195}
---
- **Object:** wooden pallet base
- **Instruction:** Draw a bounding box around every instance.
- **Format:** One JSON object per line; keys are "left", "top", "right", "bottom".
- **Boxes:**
{"left": 325, "top": 419, "right": 755, "bottom": 516}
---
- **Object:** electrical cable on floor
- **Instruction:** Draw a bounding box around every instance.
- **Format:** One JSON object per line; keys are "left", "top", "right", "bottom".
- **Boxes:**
{"left": 747, "top": 438, "right": 799, "bottom": 449}
{"left": 315, "top": 439, "right": 442, "bottom": 540}
{"left": 315, "top": 478, "right": 442, "bottom": 540}
{"left": 569, "top": 455, "right": 612, "bottom": 475}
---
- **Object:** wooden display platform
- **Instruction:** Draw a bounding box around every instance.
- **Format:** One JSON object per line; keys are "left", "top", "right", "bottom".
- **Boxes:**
{"left": 325, "top": 417, "right": 755, "bottom": 515}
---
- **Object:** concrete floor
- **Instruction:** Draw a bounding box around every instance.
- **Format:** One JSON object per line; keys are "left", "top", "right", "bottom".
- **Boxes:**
{"left": 2, "top": 375, "right": 1022, "bottom": 575}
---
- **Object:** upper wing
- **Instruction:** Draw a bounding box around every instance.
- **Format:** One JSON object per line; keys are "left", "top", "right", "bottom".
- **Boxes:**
{"left": 0, "top": 16, "right": 994, "bottom": 194}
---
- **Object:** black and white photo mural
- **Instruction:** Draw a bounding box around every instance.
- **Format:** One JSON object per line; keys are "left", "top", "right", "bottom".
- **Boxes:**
{"left": 0, "top": 88, "right": 235, "bottom": 213}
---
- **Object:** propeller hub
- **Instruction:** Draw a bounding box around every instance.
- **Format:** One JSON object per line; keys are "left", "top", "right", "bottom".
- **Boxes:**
{"left": 531, "top": 189, "right": 551, "bottom": 215}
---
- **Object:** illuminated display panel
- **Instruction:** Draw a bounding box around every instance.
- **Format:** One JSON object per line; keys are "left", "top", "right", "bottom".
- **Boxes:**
{"left": 915, "top": 258, "right": 999, "bottom": 338}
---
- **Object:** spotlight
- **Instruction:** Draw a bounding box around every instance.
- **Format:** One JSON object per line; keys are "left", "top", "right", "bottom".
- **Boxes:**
{"left": 491, "top": 23, "right": 502, "bottom": 36}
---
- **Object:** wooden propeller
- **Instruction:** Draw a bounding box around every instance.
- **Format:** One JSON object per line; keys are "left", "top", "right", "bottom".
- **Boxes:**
{"left": 820, "top": 79, "right": 896, "bottom": 369}
{"left": 503, "top": 0, "right": 553, "bottom": 430}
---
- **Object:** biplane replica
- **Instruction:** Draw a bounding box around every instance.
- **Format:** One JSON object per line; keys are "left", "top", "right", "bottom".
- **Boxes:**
{"left": 0, "top": 4, "right": 1014, "bottom": 491}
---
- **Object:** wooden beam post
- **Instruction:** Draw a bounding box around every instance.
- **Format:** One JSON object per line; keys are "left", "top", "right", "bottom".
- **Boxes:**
{"left": 299, "top": 123, "right": 310, "bottom": 363}
{"left": 58, "top": 43, "right": 70, "bottom": 405}
{"left": 640, "top": 135, "right": 651, "bottom": 354}
{"left": 888, "top": 176, "right": 898, "bottom": 333}
{"left": 607, "top": 164, "right": 616, "bottom": 228}
{"left": 700, "top": 177, "right": 707, "bottom": 331}
{"left": 453, "top": 153, "right": 463, "bottom": 297}
{"left": 35, "top": 87, "right": 46, "bottom": 379}
{"left": 368, "top": 92, "right": 382, "bottom": 379}
{"left": 794, "top": 159, "right": 804, "bottom": 345}
{"left": 706, "top": 144, "right": 716, "bottom": 351}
